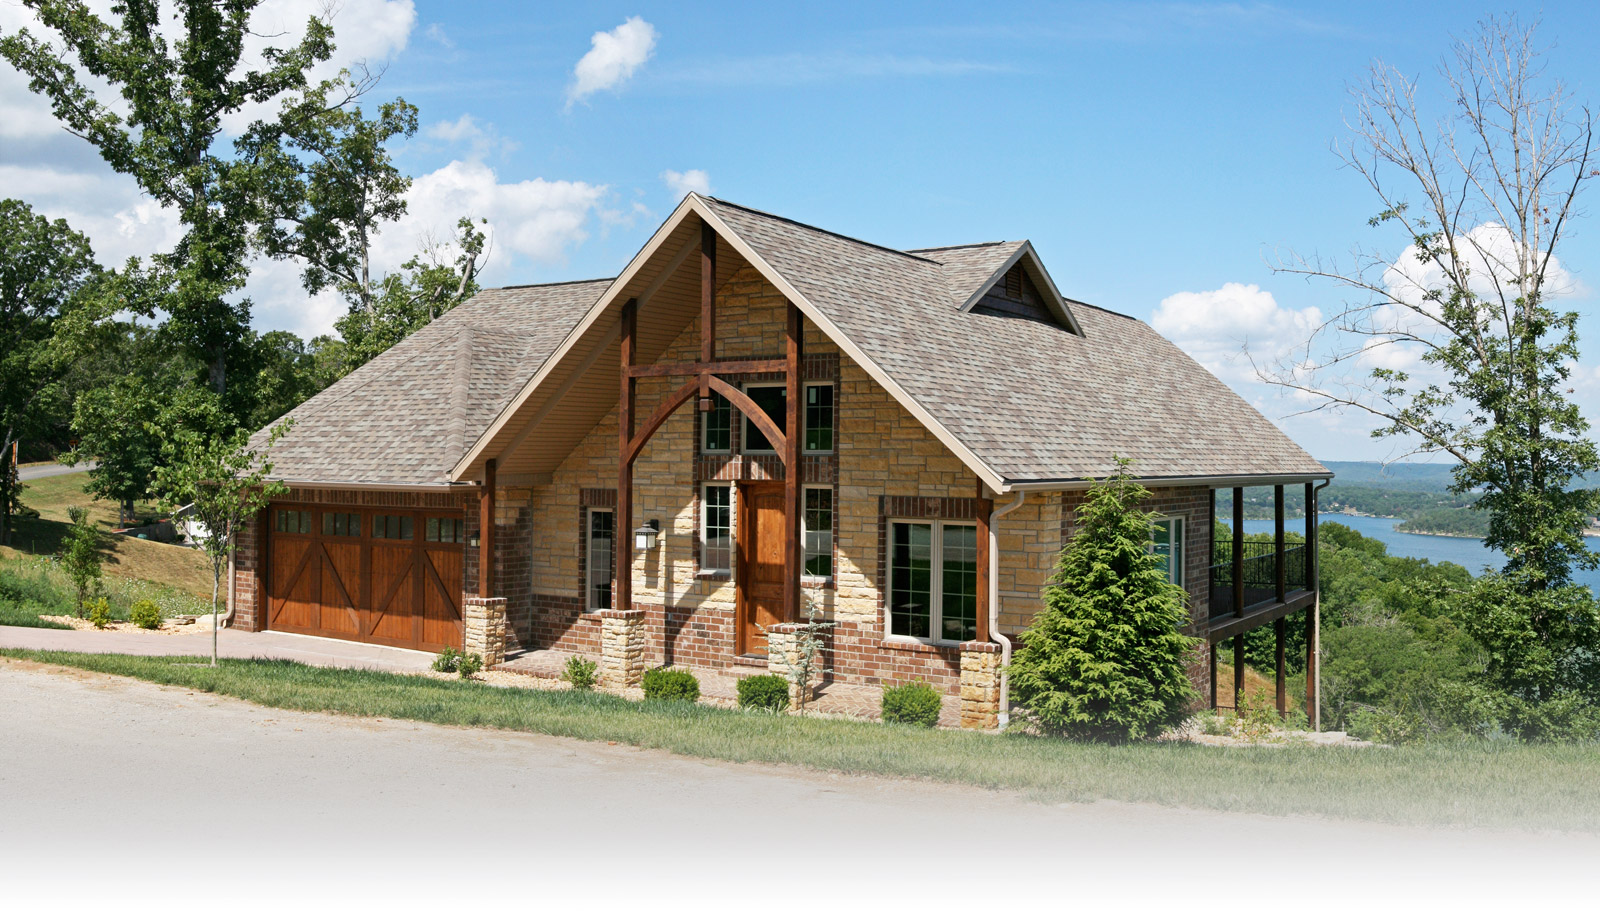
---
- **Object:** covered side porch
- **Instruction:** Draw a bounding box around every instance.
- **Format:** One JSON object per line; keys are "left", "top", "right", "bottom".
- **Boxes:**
{"left": 1206, "top": 482, "right": 1324, "bottom": 726}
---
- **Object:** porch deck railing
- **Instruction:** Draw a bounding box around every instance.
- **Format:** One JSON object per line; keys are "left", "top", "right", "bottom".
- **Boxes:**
{"left": 1209, "top": 540, "right": 1307, "bottom": 620}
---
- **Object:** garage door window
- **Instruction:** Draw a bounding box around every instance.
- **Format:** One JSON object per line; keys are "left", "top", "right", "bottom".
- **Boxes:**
{"left": 322, "top": 512, "right": 361, "bottom": 537}
{"left": 374, "top": 515, "right": 413, "bottom": 541}
{"left": 426, "top": 517, "right": 464, "bottom": 543}
{"left": 275, "top": 510, "right": 310, "bottom": 533}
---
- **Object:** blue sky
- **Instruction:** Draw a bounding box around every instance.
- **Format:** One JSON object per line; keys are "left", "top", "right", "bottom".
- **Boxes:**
{"left": 6, "top": 1, "right": 1600, "bottom": 461}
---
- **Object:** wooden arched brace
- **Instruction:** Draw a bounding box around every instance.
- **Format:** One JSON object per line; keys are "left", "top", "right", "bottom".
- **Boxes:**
{"left": 624, "top": 372, "right": 787, "bottom": 466}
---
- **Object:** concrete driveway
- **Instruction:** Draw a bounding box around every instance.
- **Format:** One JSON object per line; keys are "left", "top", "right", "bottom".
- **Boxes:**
{"left": 0, "top": 659, "right": 1595, "bottom": 919}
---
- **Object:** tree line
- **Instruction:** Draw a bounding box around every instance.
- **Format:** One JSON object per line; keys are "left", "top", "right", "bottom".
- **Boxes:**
{"left": 0, "top": 1, "right": 486, "bottom": 543}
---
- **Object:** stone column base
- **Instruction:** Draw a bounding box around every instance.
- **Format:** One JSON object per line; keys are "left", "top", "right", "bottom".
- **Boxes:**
{"left": 959, "top": 641, "right": 1002, "bottom": 730}
{"left": 767, "top": 622, "right": 803, "bottom": 706}
{"left": 463, "top": 597, "right": 507, "bottom": 668}
{"left": 599, "top": 609, "right": 646, "bottom": 691}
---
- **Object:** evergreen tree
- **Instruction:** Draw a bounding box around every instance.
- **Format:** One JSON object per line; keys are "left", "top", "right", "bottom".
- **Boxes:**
{"left": 1009, "top": 458, "right": 1198, "bottom": 741}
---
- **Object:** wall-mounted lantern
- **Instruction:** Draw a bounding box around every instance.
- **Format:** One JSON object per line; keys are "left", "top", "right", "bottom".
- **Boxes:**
{"left": 634, "top": 519, "right": 661, "bottom": 551}
{"left": 469, "top": 529, "right": 481, "bottom": 548}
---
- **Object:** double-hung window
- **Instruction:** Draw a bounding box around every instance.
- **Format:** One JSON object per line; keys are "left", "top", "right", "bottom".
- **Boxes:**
{"left": 586, "top": 508, "right": 614, "bottom": 611}
{"left": 701, "top": 394, "right": 731, "bottom": 454}
{"left": 887, "top": 521, "right": 978, "bottom": 643}
{"left": 740, "top": 383, "right": 835, "bottom": 454}
{"left": 701, "top": 484, "right": 732, "bottom": 573}
{"left": 1151, "top": 516, "right": 1184, "bottom": 586}
{"left": 803, "top": 486, "right": 833, "bottom": 578}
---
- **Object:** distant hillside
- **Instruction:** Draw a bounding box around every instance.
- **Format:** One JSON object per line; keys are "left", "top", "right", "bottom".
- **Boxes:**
{"left": 1321, "top": 460, "right": 1457, "bottom": 491}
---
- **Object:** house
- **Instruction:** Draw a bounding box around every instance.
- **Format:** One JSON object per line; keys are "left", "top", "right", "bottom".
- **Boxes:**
{"left": 233, "top": 194, "right": 1331, "bottom": 728}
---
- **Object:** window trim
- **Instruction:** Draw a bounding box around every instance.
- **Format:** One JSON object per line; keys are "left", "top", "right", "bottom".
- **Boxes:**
{"left": 739, "top": 381, "right": 835, "bottom": 456}
{"left": 699, "top": 482, "right": 734, "bottom": 577}
{"left": 1150, "top": 514, "right": 1185, "bottom": 586}
{"left": 585, "top": 507, "right": 615, "bottom": 612}
{"left": 883, "top": 518, "right": 979, "bottom": 646}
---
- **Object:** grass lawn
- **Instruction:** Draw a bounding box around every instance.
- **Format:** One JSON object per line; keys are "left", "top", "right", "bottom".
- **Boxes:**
{"left": 4, "top": 472, "right": 213, "bottom": 603}
{"left": 7, "top": 649, "right": 1599, "bottom": 834}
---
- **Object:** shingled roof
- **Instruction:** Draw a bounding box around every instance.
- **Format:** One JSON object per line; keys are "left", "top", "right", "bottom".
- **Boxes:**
{"left": 254, "top": 279, "right": 609, "bottom": 486}
{"left": 697, "top": 197, "right": 1326, "bottom": 484}
{"left": 261, "top": 195, "right": 1326, "bottom": 489}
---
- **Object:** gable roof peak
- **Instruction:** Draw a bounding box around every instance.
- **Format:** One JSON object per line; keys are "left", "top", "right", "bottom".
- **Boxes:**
{"left": 697, "top": 195, "right": 943, "bottom": 265}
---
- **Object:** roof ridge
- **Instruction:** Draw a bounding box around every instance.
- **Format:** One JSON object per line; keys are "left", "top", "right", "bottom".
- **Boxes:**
{"left": 905, "top": 241, "right": 1016, "bottom": 253}
{"left": 486, "top": 277, "right": 615, "bottom": 292}
{"left": 704, "top": 196, "right": 942, "bottom": 265}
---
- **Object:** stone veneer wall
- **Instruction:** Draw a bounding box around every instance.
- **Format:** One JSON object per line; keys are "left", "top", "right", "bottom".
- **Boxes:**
{"left": 525, "top": 265, "right": 994, "bottom": 693}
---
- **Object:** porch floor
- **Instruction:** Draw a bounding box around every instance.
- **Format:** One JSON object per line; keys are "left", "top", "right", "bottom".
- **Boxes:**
{"left": 496, "top": 649, "right": 964, "bottom": 728}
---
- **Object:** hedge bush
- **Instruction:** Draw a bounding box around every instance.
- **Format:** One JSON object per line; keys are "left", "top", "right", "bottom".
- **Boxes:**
{"left": 129, "top": 599, "right": 163, "bottom": 630}
{"left": 562, "top": 655, "right": 599, "bottom": 690}
{"left": 881, "top": 682, "right": 942, "bottom": 727}
{"left": 737, "top": 674, "right": 790, "bottom": 712}
{"left": 641, "top": 667, "right": 700, "bottom": 702}
{"left": 431, "top": 646, "right": 460, "bottom": 673}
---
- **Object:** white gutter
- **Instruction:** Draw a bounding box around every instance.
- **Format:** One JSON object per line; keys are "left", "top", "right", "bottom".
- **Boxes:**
{"left": 989, "top": 489, "right": 1028, "bottom": 729}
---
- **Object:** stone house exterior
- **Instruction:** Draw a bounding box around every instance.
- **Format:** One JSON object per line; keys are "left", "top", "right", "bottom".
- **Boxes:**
{"left": 234, "top": 194, "right": 1330, "bottom": 728}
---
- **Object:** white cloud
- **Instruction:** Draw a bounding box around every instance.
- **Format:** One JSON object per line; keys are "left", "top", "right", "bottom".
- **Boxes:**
{"left": 1382, "top": 222, "right": 1582, "bottom": 315}
{"left": 424, "top": 23, "right": 454, "bottom": 49}
{"left": 425, "top": 114, "right": 517, "bottom": 159}
{"left": 566, "top": 16, "right": 657, "bottom": 109}
{"left": 660, "top": 169, "right": 711, "bottom": 200}
{"left": 371, "top": 159, "right": 607, "bottom": 275}
{"left": 1151, "top": 283, "right": 1321, "bottom": 384}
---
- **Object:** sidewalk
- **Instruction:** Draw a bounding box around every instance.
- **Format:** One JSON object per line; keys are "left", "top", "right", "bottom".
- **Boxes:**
{"left": 0, "top": 625, "right": 433, "bottom": 672}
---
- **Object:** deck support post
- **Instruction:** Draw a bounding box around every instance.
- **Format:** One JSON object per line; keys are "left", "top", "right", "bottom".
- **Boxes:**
{"left": 1305, "top": 481, "right": 1320, "bottom": 729}
{"left": 784, "top": 301, "right": 802, "bottom": 623}
{"left": 1209, "top": 642, "right": 1218, "bottom": 709}
{"left": 616, "top": 298, "right": 636, "bottom": 611}
{"left": 1275, "top": 617, "right": 1287, "bottom": 717}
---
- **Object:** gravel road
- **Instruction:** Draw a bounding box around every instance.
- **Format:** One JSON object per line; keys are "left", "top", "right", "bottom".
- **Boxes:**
{"left": 0, "top": 659, "right": 1592, "bottom": 919}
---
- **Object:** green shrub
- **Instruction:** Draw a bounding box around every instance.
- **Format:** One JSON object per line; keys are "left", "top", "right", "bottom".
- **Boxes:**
{"left": 1007, "top": 458, "right": 1196, "bottom": 741}
{"left": 562, "top": 656, "right": 599, "bottom": 690}
{"left": 431, "top": 646, "right": 460, "bottom": 673}
{"left": 737, "top": 674, "right": 790, "bottom": 712}
{"left": 129, "top": 599, "right": 163, "bottom": 630}
{"left": 457, "top": 652, "right": 483, "bottom": 679}
{"left": 1345, "top": 705, "right": 1423, "bottom": 745}
{"left": 641, "top": 667, "right": 700, "bottom": 702}
{"left": 881, "top": 682, "right": 942, "bottom": 727}
{"left": 86, "top": 596, "right": 111, "bottom": 630}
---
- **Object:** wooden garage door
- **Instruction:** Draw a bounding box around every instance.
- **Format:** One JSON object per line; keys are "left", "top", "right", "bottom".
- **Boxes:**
{"left": 267, "top": 505, "right": 465, "bottom": 653}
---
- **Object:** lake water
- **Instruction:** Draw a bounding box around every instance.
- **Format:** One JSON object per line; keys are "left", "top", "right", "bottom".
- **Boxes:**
{"left": 1243, "top": 513, "right": 1600, "bottom": 594}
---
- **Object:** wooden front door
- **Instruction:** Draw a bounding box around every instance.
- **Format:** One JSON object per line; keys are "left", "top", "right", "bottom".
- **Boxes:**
{"left": 736, "top": 482, "right": 787, "bottom": 656}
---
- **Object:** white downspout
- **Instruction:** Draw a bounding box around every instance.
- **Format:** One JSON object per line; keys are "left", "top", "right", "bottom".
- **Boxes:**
{"left": 989, "top": 489, "right": 1027, "bottom": 729}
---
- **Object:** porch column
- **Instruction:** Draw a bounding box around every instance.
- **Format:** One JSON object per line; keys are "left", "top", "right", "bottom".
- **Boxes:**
{"left": 784, "top": 300, "right": 802, "bottom": 622}
{"left": 1274, "top": 483, "right": 1287, "bottom": 717}
{"left": 478, "top": 458, "right": 496, "bottom": 597}
{"left": 616, "top": 298, "right": 636, "bottom": 611}
{"left": 1232, "top": 486, "right": 1244, "bottom": 708}
{"left": 975, "top": 478, "right": 992, "bottom": 644}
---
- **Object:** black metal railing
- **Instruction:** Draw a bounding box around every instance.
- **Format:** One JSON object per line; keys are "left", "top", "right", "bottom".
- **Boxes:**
{"left": 1209, "top": 540, "right": 1307, "bottom": 620}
